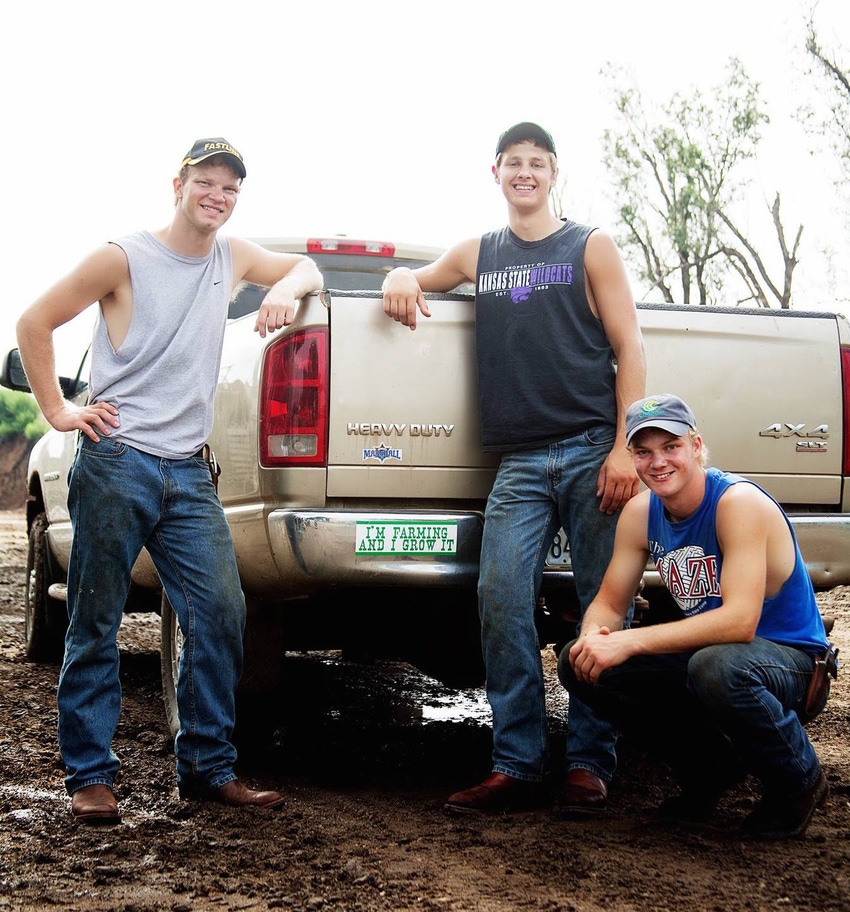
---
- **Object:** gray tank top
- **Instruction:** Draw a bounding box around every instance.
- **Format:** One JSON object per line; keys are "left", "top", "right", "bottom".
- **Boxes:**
{"left": 89, "top": 230, "right": 232, "bottom": 459}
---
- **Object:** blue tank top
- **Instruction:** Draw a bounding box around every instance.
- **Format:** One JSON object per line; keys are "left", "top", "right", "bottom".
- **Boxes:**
{"left": 647, "top": 467, "right": 828, "bottom": 653}
{"left": 89, "top": 230, "right": 232, "bottom": 459}
{"left": 475, "top": 220, "right": 617, "bottom": 451}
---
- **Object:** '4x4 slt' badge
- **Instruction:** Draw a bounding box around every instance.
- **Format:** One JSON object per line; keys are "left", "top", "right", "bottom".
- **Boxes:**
{"left": 759, "top": 423, "right": 829, "bottom": 438}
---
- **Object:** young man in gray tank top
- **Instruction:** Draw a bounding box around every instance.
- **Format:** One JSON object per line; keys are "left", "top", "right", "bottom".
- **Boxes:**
{"left": 382, "top": 123, "right": 646, "bottom": 816}
{"left": 16, "top": 138, "right": 323, "bottom": 824}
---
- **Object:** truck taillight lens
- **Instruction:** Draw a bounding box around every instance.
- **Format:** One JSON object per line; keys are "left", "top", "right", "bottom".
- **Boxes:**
{"left": 842, "top": 345, "right": 850, "bottom": 478}
{"left": 260, "top": 328, "right": 329, "bottom": 467}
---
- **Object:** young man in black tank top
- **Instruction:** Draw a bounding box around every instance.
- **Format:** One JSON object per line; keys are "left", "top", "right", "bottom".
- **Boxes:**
{"left": 382, "top": 122, "right": 646, "bottom": 816}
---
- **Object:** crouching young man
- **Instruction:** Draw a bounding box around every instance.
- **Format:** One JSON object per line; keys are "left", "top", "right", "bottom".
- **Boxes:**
{"left": 558, "top": 394, "right": 834, "bottom": 839}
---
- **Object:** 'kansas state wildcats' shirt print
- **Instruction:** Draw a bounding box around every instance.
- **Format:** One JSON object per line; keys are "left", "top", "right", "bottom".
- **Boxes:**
{"left": 477, "top": 261, "right": 575, "bottom": 303}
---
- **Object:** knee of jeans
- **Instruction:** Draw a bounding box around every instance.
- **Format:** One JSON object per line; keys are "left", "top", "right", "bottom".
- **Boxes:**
{"left": 687, "top": 646, "right": 741, "bottom": 704}
{"left": 477, "top": 555, "right": 515, "bottom": 598}
{"left": 556, "top": 639, "right": 579, "bottom": 688}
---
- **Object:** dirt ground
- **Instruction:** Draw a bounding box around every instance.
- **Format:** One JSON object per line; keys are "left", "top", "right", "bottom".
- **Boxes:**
{"left": 0, "top": 509, "right": 848, "bottom": 912}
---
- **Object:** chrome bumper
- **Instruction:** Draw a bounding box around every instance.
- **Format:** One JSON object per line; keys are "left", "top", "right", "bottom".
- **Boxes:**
{"left": 265, "top": 509, "right": 485, "bottom": 590}
{"left": 263, "top": 510, "right": 850, "bottom": 593}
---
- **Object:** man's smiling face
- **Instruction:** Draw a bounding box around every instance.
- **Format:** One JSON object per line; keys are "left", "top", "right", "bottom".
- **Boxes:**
{"left": 493, "top": 141, "right": 557, "bottom": 209}
{"left": 175, "top": 162, "right": 241, "bottom": 234}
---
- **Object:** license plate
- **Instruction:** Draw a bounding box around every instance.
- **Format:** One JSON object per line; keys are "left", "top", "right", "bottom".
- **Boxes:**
{"left": 545, "top": 529, "right": 571, "bottom": 566}
{"left": 356, "top": 520, "right": 458, "bottom": 555}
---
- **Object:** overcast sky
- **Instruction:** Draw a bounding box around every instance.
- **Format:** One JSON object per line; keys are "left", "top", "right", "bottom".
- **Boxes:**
{"left": 3, "top": 0, "right": 848, "bottom": 374}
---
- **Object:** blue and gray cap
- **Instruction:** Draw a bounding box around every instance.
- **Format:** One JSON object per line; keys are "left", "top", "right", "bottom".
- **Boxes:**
{"left": 625, "top": 394, "right": 697, "bottom": 445}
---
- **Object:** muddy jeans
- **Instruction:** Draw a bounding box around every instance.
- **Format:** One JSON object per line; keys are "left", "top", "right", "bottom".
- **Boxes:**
{"left": 558, "top": 637, "right": 822, "bottom": 794}
{"left": 58, "top": 436, "right": 246, "bottom": 795}
{"left": 478, "top": 427, "right": 631, "bottom": 783}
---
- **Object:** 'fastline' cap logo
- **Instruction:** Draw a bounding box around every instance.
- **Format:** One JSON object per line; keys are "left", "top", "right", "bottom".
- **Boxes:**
{"left": 202, "top": 141, "right": 239, "bottom": 156}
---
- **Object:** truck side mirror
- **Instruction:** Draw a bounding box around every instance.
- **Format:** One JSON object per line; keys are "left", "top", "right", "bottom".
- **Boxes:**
{"left": 0, "top": 347, "right": 89, "bottom": 399}
{"left": 0, "top": 349, "right": 31, "bottom": 393}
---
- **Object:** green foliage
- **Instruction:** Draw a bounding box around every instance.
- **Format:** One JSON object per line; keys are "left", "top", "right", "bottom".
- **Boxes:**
{"left": 0, "top": 389, "right": 48, "bottom": 442}
{"left": 598, "top": 58, "right": 794, "bottom": 307}
{"left": 804, "top": 15, "right": 850, "bottom": 203}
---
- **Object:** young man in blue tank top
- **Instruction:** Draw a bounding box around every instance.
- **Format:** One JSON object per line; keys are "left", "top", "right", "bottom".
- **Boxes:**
{"left": 382, "top": 123, "right": 647, "bottom": 816}
{"left": 559, "top": 394, "right": 833, "bottom": 839}
{"left": 16, "top": 138, "right": 323, "bottom": 824}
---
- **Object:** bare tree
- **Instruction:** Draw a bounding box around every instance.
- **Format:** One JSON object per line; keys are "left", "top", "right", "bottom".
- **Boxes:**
{"left": 597, "top": 59, "right": 802, "bottom": 308}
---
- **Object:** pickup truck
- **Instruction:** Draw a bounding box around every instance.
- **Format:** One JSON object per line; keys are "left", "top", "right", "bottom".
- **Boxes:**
{"left": 4, "top": 236, "right": 850, "bottom": 729}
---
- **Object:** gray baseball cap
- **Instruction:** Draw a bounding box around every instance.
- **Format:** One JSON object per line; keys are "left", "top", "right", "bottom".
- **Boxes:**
{"left": 625, "top": 394, "right": 697, "bottom": 445}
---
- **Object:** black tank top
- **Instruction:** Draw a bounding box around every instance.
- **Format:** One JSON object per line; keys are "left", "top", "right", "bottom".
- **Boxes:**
{"left": 475, "top": 220, "right": 617, "bottom": 451}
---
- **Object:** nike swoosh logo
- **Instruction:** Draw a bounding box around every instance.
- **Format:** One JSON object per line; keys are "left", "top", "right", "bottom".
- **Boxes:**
{"left": 213, "top": 281, "right": 221, "bottom": 285}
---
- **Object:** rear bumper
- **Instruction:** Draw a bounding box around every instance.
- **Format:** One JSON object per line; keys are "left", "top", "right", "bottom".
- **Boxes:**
{"left": 637, "top": 514, "right": 850, "bottom": 592}
{"left": 263, "top": 510, "right": 850, "bottom": 596}
{"left": 764, "top": 514, "right": 850, "bottom": 590}
{"left": 266, "top": 510, "right": 486, "bottom": 591}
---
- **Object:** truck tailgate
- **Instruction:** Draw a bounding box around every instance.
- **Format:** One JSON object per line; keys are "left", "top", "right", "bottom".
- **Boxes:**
{"left": 640, "top": 305, "right": 844, "bottom": 506}
{"left": 326, "top": 293, "right": 498, "bottom": 500}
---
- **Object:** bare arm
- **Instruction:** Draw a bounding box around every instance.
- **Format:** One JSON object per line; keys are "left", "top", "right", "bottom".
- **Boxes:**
{"left": 585, "top": 230, "right": 646, "bottom": 514}
{"left": 382, "top": 238, "right": 479, "bottom": 330}
{"left": 571, "top": 485, "right": 776, "bottom": 683}
{"left": 16, "top": 245, "right": 126, "bottom": 441}
{"left": 229, "top": 238, "right": 324, "bottom": 338}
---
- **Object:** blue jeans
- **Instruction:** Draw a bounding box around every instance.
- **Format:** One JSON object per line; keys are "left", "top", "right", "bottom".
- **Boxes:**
{"left": 478, "top": 427, "right": 630, "bottom": 783}
{"left": 558, "top": 637, "right": 822, "bottom": 794}
{"left": 58, "top": 436, "right": 246, "bottom": 796}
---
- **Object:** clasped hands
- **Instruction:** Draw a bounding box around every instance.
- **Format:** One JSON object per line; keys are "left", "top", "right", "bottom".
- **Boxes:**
{"left": 569, "top": 626, "right": 630, "bottom": 684}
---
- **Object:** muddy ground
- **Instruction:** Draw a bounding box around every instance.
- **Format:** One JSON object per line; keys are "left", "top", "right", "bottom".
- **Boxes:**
{"left": 0, "top": 508, "right": 848, "bottom": 912}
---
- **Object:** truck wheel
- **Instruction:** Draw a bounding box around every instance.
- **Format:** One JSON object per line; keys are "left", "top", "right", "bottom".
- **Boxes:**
{"left": 159, "top": 592, "right": 182, "bottom": 739}
{"left": 160, "top": 593, "right": 282, "bottom": 745}
{"left": 24, "top": 512, "right": 68, "bottom": 663}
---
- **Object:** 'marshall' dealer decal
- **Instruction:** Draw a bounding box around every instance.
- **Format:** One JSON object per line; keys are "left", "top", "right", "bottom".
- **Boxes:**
{"left": 362, "top": 443, "right": 402, "bottom": 462}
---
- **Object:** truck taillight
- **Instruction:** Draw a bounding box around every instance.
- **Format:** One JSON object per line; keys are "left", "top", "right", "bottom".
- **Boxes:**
{"left": 306, "top": 238, "right": 395, "bottom": 257}
{"left": 260, "top": 328, "right": 329, "bottom": 467}
{"left": 842, "top": 345, "right": 850, "bottom": 478}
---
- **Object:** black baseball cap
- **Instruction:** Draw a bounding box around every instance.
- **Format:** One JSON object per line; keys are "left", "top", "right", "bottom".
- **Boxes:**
{"left": 625, "top": 394, "right": 698, "bottom": 445}
{"left": 180, "top": 137, "right": 246, "bottom": 179}
{"left": 496, "top": 122, "right": 556, "bottom": 157}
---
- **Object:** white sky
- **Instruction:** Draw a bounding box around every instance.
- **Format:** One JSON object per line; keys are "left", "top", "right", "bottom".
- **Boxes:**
{"left": 2, "top": 0, "right": 848, "bottom": 375}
